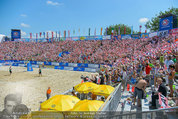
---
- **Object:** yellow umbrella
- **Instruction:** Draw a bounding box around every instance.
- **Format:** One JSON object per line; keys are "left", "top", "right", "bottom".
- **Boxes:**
{"left": 92, "top": 85, "right": 114, "bottom": 97}
{"left": 74, "top": 82, "right": 99, "bottom": 94}
{"left": 40, "top": 95, "right": 80, "bottom": 111}
{"left": 71, "top": 100, "right": 104, "bottom": 111}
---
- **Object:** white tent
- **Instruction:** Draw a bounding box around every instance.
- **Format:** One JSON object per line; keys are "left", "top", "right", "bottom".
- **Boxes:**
{"left": 0, "top": 34, "right": 6, "bottom": 42}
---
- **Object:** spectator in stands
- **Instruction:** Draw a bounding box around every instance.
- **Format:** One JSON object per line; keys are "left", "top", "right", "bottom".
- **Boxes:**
{"left": 154, "top": 63, "right": 161, "bottom": 88}
{"left": 151, "top": 78, "right": 167, "bottom": 109}
{"left": 99, "top": 72, "right": 105, "bottom": 85}
{"left": 167, "top": 65, "right": 175, "bottom": 97}
{"left": 145, "top": 63, "right": 152, "bottom": 86}
{"left": 121, "top": 67, "right": 127, "bottom": 91}
{"left": 133, "top": 79, "right": 147, "bottom": 107}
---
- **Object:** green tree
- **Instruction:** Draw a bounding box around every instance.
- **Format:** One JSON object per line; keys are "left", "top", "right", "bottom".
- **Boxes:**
{"left": 146, "top": 7, "right": 178, "bottom": 32}
{"left": 104, "top": 24, "right": 133, "bottom": 35}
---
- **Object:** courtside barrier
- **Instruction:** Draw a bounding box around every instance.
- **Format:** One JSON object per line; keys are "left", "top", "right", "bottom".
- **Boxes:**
{"left": 77, "top": 63, "right": 88, "bottom": 68}
{"left": 54, "top": 66, "right": 64, "bottom": 70}
{"left": 0, "top": 60, "right": 99, "bottom": 72}
{"left": 59, "top": 62, "right": 68, "bottom": 66}
{"left": 51, "top": 62, "right": 59, "bottom": 66}
{"left": 73, "top": 67, "right": 85, "bottom": 71}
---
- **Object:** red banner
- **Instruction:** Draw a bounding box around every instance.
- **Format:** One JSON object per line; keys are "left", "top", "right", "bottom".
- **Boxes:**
{"left": 40, "top": 32, "right": 42, "bottom": 37}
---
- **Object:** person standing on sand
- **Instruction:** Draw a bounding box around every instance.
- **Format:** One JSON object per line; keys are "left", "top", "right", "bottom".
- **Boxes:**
{"left": 46, "top": 87, "right": 51, "bottom": 100}
{"left": 39, "top": 67, "right": 42, "bottom": 77}
{"left": 9, "top": 66, "right": 12, "bottom": 75}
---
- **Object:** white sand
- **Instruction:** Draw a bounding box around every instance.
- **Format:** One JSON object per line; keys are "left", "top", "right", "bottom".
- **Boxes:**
{"left": 0, "top": 66, "right": 95, "bottom": 111}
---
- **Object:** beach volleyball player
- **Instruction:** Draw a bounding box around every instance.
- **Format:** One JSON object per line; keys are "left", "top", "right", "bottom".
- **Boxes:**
{"left": 9, "top": 66, "right": 12, "bottom": 75}
{"left": 39, "top": 67, "right": 42, "bottom": 77}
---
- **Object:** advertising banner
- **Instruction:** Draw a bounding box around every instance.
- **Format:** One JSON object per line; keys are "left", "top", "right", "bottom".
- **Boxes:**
{"left": 77, "top": 63, "right": 88, "bottom": 68}
{"left": 149, "top": 32, "right": 158, "bottom": 37}
{"left": 121, "top": 35, "right": 131, "bottom": 39}
{"left": 131, "top": 34, "right": 140, "bottom": 39}
{"left": 158, "top": 30, "right": 169, "bottom": 38}
{"left": 73, "top": 67, "right": 85, "bottom": 71}
{"left": 11, "top": 29, "right": 21, "bottom": 40}
{"left": 141, "top": 33, "right": 149, "bottom": 38}
{"left": 159, "top": 16, "right": 173, "bottom": 31}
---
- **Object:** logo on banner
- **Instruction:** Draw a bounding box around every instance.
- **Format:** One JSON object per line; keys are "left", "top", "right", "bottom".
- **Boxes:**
{"left": 14, "top": 32, "right": 18, "bottom": 36}
{"left": 162, "top": 19, "right": 169, "bottom": 26}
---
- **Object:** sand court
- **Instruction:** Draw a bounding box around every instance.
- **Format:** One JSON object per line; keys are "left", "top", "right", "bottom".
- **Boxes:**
{"left": 0, "top": 66, "right": 94, "bottom": 111}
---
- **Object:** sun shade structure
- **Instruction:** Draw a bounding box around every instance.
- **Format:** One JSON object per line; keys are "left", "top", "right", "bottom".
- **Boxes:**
{"left": 74, "top": 82, "right": 99, "bottom": 94}
{"left": 40, "top": 95, "right": 80, "bottom": 111}
{"left": 91, "top": 85, "right": 115, "bottom": 97}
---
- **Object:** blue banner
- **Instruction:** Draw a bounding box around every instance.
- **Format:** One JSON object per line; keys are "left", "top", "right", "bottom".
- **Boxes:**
{"left": 30, "top": 61, "right": 37, "bottom": 65}
{"left": 54, "top": 66, "right": 64, "bottom": 70}
{"left": 11, "top": 29, "right": 21, "bottom": 40}
{"left": 12, "top": 63, "right": 19, "bottom": 66}
{"left": 44, "top": 61, "right": 52, "bottom": 65}
{"left": 159, "top": 16, "right": 173, "bottom": 31}
{"left": 59, "top": 62, "right": 68, "bottom": 66}
{"left": 77, "top": 63, "right": 88, "bottom": 68}
{"left": 73, "top": 67, "right": 85, "bottom": 71}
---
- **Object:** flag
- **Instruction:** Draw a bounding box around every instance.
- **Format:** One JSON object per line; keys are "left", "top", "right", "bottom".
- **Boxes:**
{"left": 68, "top": 30, "right": 70, "bottom": 37}
{"left": 124, "top": 26, "right": 126, "bottom": 34}
{"left": 47, "top": 32, "right": 48, "bottom": 39}
{"left": 106, "top": 27, "right": 108, "bottom": 35}
{"left": 52, "top": 31, "right": 53, "bottom": 39}
{"left": 56, "top": 31, "right": 57, "bottom": 38}
{"left": 59, "top": 31, "right": 61, "bottom": 38}
{"left": 40, "top": 32, "right": 42, "bottom": 37}
{"left": 64, "top": 30, "right": 66, "bottom": 37}
{"left": 36, "top": 33, "right": 38, "bottom": 39}
{"left": 131, "top": 26, "right": 133, "bottom": 34}
{"left": 88, "top": 28, "right": 90, "bottom": 36}
{"left": 43, "top": 32, "right": 45, "bottom": 38}
{"left": 94, "top": 28, "right": 96, "bottom": 36}
{"left": 118, "top": 27, "right": 120, "bottom": 35}
{"left": 100, "top": 27, "right": 103, "bottom": 35}
{"left": 78, "top": 28, "right": 80, "bottom": 36}
{"left": 30, "top": 33, "right": 32, "bottom": 39}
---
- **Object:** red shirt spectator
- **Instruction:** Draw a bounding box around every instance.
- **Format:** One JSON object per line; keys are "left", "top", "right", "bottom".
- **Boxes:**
{"left": 145, "top": 63, "right": 152, "bottom": 75}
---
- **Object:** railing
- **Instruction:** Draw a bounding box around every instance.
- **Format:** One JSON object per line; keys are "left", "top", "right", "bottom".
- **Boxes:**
{"left": 98, "top": 83, "right": 122, "bottom": 111}
{"left": 97, "top": 106, "right": 178, "bottom": 119}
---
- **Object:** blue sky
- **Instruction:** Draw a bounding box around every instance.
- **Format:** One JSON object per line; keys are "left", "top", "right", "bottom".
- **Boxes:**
{"left": 0, "top": 0, "right": 177, "bottom": 38}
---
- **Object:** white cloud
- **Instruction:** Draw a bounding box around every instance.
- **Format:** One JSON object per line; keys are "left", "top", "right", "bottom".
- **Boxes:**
{"left": 20, "top": 14, "right": 27, "bottom": 17}
{"left": 21, "top": 23, "right": 30, "bottom": 28}
{"left": 46, "top": 0, "right": 63, "bottom": 6}
{"left": 139, "top": 18, "right": 149, "bottom": 24}
{"left": 21, "top": 31, "right": 27, "bottom": 37}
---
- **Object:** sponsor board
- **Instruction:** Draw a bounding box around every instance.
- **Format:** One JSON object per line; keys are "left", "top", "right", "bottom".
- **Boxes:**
{"left": 158, "top": 30, "right": 169, "bottom": 38}
{"left": 59, "top": 62, "right": 68, "bottom": 66}
{"left": 32, "top": 65, "right": 39, "bottom": 68}
{"left": 88, "top": 64, "right": 99, "bottom": 68}
{"left": 84, "top": 68, "right": 96, "bottom": 72}
{"left": 18, "top": 64, "right": 26, "bottom": 67}
{"left": 159, "top": 16, "right": 173, "bottom": 31}
{"left": 149, "top": 32, "right": 157, "bottom": 37}
{"left": 77, "top": 63, "right": 88, "bottom": 67}
{"left": 37, "top": 61, "right": 43, "bottom": 65}
{"left": 73, "top": 67, "right": 85, "bottom": 71}
{"left": 54, "top": 66, "right": 64, "bottom": 70}
{"left": 51, "top": 62, "right": 59, "bottom": 66}
{"left": 64, "top": 67, "right": 73, "bottom": 71}
{"left": 44, "top": 61, "right": 52, "bottom": 65}
{"left": 68, "top": 63, "right": 78, "bottom": 67}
